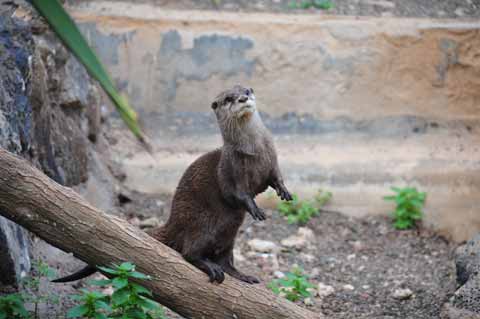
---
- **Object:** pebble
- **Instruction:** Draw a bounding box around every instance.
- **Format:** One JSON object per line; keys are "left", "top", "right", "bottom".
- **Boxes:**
{"left": 343, "top": 284, "right": 355, "bottom": 291}
{"left": 303, "top": 297, "right": 314, "bottom": 306}
{"left": 280, "top": 227, "right": 315, "bottom": 249}
{"left": 248, "top": 239, "right": 278, "bottom": 253}
{"left": 318, "top": 283, "right": 335, "bottom": 297}
{"left": 273, "top": 271, "right": 285, "bottom": 279}
{"left": 455, "top": 7, "right": 465, "bottom": 16}
{"left": 392, "top": 288, "right": 413, "bottom": 300}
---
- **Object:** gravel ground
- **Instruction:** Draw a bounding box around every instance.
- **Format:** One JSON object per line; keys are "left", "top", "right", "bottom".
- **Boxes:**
{"left": 68, "top": 0, "right": 480, "bottom": 18}
{"left": 114, "top": 192, "right": 457, "bottom": 319}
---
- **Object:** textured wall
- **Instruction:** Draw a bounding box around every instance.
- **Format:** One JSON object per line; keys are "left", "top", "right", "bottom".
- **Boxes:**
{"left": 66, "top": 1, "right": 480, "bottom": 242}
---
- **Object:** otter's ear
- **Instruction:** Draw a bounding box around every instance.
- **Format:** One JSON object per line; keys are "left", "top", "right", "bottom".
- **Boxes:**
{"left": 250, "top": 88, "right": 254, "bottom": 94}
{"left": 211, "top": 101, "right": 218, "bottom": 110}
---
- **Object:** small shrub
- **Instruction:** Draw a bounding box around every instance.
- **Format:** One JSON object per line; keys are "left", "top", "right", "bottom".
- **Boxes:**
{"left": 384, "top": 186, "right": 426, "bottom": 230}
{"left": 81, "top": 262, "right": 166, "bottom": 319}
{"left": 268, "top": 267, "right": 315, "bottom": 302}
{"left": 278, "top": 189, "right": 332, "bottom": 224}
{"left": 0, "top": 294, "right": 29, "bottom": 319}
{"left": 288, "top": 0, "right": 333, "bottom": 10}
{"left": 67, "top": 290, "right": 110, "bottom": 319}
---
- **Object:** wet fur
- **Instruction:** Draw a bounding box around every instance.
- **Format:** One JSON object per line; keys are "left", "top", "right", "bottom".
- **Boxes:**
{"left": 52, "top": 85, "right": 291, "bottom": 285}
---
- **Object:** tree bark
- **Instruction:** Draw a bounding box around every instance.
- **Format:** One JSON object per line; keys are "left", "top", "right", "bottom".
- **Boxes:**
{"left": 0, "top": 148, "right": 322, "bottom": 319}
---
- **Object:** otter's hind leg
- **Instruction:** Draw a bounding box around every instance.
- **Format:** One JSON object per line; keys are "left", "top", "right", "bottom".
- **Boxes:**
{"left": 217, "top": 248, "right": 259, "bottom": 284}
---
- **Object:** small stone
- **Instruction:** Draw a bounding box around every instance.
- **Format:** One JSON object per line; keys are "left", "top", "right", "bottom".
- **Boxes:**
{"left": 318, "top": 283, "right": 335, "bottom": 297}
{"left": 343, "top": 284, "right": 355, "bottom": 291}
{"left": 392, "top": 288, "right": 413, "bottom": 300}
{"left": 280, "top": 227, "right": 315, "bottom": 249}
{"left": 455, "top": 7, "right": 465, "bottom": 16}
{"left": 273, "top": 271, "right": 285, "bottom": 279}
{"left": 347, "top": 254, "right": 356, "bottom": 260}
{"left": 247, "top": 239, "right": 278, "bottom": 253}
{"left": 303, "top": 297, "right": 314, "bottom": 306}
{"left": 139, "top": 217, "right": 160, "bottom": 228}
{"left": 300, "top": 253, "right": 315, "bottom": 263}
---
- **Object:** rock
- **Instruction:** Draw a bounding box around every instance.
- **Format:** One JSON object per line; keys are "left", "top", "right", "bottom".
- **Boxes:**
{"left": 455, "top": 233, "right": 480, "bottom": 286}
{"left": 303, "top": 297, "right": 314, "bottom": 306}
{"left": 455, "top": 8, "right": 466, "bottom": 17}
{"left": 273, "top": 271, "right": 285, "bottom": 279}
{"left": 392, "top": 288, "right": 413, "bottom": 300}
{"left": 139, "top": 217, "right": 161, "bottom": 228}
{"left": 343, "top": 284, "right": 355, "bottom": 291}
{"left": 247, "top": 239, "right": 278, "bottom": 253}
{"left": 280, "top": 227, "right": 315, "bottom": 249}
{"left": 318, "top": 283, "right": 335, "bottom": 297}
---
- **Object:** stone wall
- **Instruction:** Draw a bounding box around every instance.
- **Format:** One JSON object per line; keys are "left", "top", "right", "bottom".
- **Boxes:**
{"left": 0, "top": 2, "right": 112, "bottom": 288}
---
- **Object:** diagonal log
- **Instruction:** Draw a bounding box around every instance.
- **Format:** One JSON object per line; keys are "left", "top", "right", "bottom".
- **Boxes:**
{"left": 0, "top": 148, "right": 322, "bottom": 319}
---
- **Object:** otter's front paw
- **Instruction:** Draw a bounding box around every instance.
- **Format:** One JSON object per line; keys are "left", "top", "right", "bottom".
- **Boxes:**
{"left": 276, "top": 185, "right": 293, "bottom": 201}
{"left": 248, "top": 207, "right": 266, "bottom": 221}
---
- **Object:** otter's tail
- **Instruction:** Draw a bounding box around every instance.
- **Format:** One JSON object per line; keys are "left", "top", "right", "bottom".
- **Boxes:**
{"left": 51, "top": 265, "right": 97, "bottom": 283}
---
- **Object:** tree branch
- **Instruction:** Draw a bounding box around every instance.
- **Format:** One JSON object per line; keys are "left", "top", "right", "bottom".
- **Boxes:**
{"left": 0, "top": 148, "right": 322, "bottom": 319}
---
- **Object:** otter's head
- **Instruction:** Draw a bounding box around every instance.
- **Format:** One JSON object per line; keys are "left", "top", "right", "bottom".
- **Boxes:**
{"left": 211, "top": 85, "right": 256, "bottom": 123}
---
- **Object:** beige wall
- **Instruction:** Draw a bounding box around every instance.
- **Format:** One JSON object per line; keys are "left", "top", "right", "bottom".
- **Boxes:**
{"left": 68, "top": 1, "right": 480, "bottom": 241}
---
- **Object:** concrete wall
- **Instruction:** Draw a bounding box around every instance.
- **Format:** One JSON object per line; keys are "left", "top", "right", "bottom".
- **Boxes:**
{"left": 67, "top": 1, "right": 480, "bottom": 242}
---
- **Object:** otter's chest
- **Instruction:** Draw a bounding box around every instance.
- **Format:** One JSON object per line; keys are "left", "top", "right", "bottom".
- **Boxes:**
{"left": 239, "top": 153, "right": 272, "bottom": 195}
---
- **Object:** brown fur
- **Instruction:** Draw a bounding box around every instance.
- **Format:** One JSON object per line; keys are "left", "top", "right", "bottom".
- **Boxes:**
{"left": 52, "top": 85, "right": 291, "bottom": 285}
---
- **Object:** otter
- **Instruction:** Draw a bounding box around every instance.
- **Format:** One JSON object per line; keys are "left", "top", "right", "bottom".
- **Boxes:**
{"left": 52, "top": 85, "right": 292, "bottom": 284}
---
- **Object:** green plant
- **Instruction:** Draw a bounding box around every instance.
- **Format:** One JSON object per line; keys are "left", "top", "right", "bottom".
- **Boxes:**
{"left": 384, "top": 186, "right": 426, "bottom": 230}
{"left": 30, "top": 0, "right": 149, "bottom": 148}
{"left": 289, "top": 0, "right": 333, "bottom": 10}
{"left": 87, "top": 262, "right": 166, "bottom": 319}
{"left": 278, "top": 189, "right": 332, "bottom": 224}
{"left": 0, "top": 294, "right": 29, "bottom": 319}
{"left": 67, "top": 290, "right": 111, "bottom": 319}
{"left": 268, "top": 267, "right": 315, "bottom": 302}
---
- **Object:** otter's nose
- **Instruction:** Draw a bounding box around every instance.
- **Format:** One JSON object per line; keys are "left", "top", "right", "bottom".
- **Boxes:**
{"left": 238, "top": 95, "right": 248, "bottom": 103}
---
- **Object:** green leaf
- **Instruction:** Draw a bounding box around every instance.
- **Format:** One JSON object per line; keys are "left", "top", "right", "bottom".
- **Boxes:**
{"left": 98, "top": 266, "right": 119, "bottom": 275}
{"left": 131, "top": 283, "right": 153, "bottom": 296}
{"left": 94, "top": 300, "right": 112, "bottom": 312}
{"left": 94, "top": 313, "right": 108, "bottom": 319}
{"left": 0, "top": 312, "right": 5, "bottom": 319}
{"left": 111, "top": 288, "right": 130, "bottom": 306}
{"left": 118, "top": 262, "right": 135, "bottom": 272}
{"left": 112, "top": 277, "right": 129, "bottom": 289}
{"left": 67, "top": 304, "right": 90, "bottom": 318}
{"left": 129, "top": 271, "right": 151, "bottom": 280}
{"left": 137, "top": 297, "right": 159, "bottom": 311}
{"left": 30, "top": 0, "right": 149, "bottom": 147}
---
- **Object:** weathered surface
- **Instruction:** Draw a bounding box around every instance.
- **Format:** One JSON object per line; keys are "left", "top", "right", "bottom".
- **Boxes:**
{"left": 442, "top": 234, "right": 480, "bottom": 317}
{"left": 65, "top": 2, "right": 480, "bottom": 242}
{"left": 0, "top": 1, "right": 116, "bottom": 287}
{"left": 0, "top": 8, "right": 35, "bottom": 286}
{"left": 0, "top": 148, "right": 322, "bottom": 319}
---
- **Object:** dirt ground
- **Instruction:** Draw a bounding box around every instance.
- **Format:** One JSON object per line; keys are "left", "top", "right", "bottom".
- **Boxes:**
{"left": 111, "top": 191, "right": 456, "bottom": 319}
{"left": 68, "top": 0, "right": 480, "bottom": 18}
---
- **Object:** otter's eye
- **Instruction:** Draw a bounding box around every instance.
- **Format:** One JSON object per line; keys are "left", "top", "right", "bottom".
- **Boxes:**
{"left": 224, "top": 96, "right": 233, "bottom": 104}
